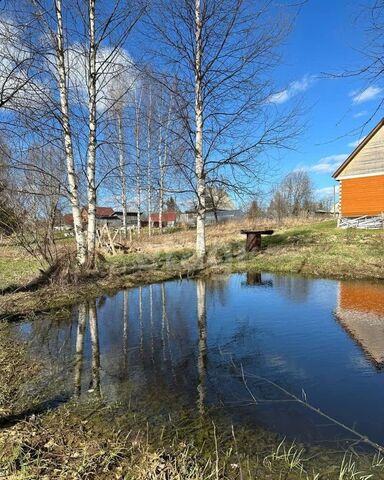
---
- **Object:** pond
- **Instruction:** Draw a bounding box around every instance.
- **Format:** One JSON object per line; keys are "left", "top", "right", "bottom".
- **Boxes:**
{"left": 10, "top": 273, "right": 384, "bottom": 447}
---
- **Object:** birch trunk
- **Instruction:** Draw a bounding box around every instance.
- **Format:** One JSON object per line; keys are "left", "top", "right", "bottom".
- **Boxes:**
{"left": 158, "top": 124, "right": 164, "bottom": 233}
{"left": 194, "top": 0, "right": 206, "bottom": 261}
{"left": 86, "top": 0, "right": 98, "bottom": 266}
{"left": 158, "top": 101, "right": 172, "bottom": 234}
{"left": 147, "top": 89, "right": 153, "bottom": 237}
{"left": 117, "top": 108, "right": 128, "bottom": 238}
{"left": 54, "top": 0, "right": 87, "bottom": 265}
{"left": 135, "top": 94, "right": 142, "bottom": 237}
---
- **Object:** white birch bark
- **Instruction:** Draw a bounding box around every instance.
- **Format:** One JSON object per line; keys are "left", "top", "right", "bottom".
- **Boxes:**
{"left": 194, "top": 0, "right": 206, "bottom": 261}
{"left": 117, "top": 108, "right": 128, "bottom": 238}
{"left": 134, "top": 93, "right": 142, "bottom": 237}
{"left": 86, "top": 0, "right": 98, "bottom": 265}
{"left": 54, "top": 0, "right": 87, "bottom": 265}
{"left": 147, "top": 89, "right": 153, "bottom": 237}
{"left": 158, "top": 123, "right": 164, "bottom": 233}
{"left": 158, "top": 100, "right": 172, "bottom": 234}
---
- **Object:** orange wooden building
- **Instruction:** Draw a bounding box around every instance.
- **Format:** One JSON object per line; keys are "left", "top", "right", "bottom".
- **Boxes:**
{"left": 333, "top": 118, "right": 384, "bottom": 227}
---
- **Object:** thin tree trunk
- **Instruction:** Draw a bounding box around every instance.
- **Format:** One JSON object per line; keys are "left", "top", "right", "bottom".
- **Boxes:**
{"left": 158, "top": 100, "right": 172, "bottom": 234}
{"left": 147, "top": 89, "right": 153, "bottom": 237}
{"left": 54, "top": 0, "right": 86, "bottom": 265}
{"left": 194, "top": 0, "right": 206, "bottom": 261}
{"left": 158, "top": 123, "right": 164, "bottom": 234}
{"left": 135, "top": 94, "right": 142, "bottom": 237}
{"left": 117, "top": 108, "right": 127, "bottom": 238}
{"left": 86, "top": 0, "right": 98, "bottom": 266}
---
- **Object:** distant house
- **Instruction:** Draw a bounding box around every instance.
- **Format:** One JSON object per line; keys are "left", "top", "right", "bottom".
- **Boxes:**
{"left": 112, "top": 211, "right": 142, "bottom": 227}
{"left": 149, "top": 211, "right": 177, "bottom": 228}
{"left": 62, "top": 213, "right": 75, "bottom": 229}
{"left": 81, "top": 206, "right": 114, "bottom": 225}
{"left": 205, "top": 208, "right": 242, "bottom": 224}
{"left": 61, "top": 207, "right": 141, "bottom": 229}
{"left": 179, "top": 208, "right": 242, "bottom": 225}
{"left": 332, "top": 118, "right": 384, "bottom": 228}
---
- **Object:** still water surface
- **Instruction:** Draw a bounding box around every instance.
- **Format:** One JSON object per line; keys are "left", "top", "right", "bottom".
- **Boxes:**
{"left": 12, "top": 273, "right": 384, "bottom": 445}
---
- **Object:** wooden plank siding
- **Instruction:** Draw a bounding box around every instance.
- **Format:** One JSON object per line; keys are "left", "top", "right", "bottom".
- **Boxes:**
{"left": 337, "top": 124, "right": 384, "bottom": 179}
{"left": 340, "top": 175, "right": 384, "bottom": 217}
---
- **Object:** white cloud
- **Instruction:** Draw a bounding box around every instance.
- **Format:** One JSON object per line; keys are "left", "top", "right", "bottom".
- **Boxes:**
{"left": 353, "top": 110, "right": 367, "bottom": 118}
{"left": 315, "top": 186, "right": 336, "bottom": 197}
{"left": 347, "top": 136, "right": 366, "bottom": 148}
{"left": 299, "top": 153, "right": 348, "bottom": 174}
{"left": 268, "top": 74, "right": 315, "bottom": 104}
{"left": 66, "top": 45, "right": 137, "bottom": 111}
{"left": 351, "top": 86, "right": 382, "bottom": 104}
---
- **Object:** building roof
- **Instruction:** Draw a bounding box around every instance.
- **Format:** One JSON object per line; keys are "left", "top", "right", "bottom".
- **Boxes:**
{"left": 332, "top": 117, "right": 384, "bottom": 179}
{"left": 113, "top": 211, "right": 140, "bottom": 216}
{"left": 95, "top": 207, "right": 114, "bottom": 217}
{"left": 63, "top": 213, "right": 73, "bottom": 225}
{"left": 149, "top": 212, "right": 177, "bottom": 222}
{"left": 81, "top": 206, "right": 115, "bottom": 217}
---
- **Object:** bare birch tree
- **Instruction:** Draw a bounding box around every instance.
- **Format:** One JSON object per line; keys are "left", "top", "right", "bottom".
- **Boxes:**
{"left": 148, "top": 0, "right": 298, "bottom": 261}
{"left": 54, "top": 0, "right": 87, "bottom": 264}
{"left": 2, "top": 0, "right": 146, "bottom": 269}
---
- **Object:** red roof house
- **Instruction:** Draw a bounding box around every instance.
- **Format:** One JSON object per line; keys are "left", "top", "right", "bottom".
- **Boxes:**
{"left": 149, "top": 212, "right": 177, "bottom": 227}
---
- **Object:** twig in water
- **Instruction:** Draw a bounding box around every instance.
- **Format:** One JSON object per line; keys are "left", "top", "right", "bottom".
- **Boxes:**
{"left": 236, "top": 368, "right": 384, "bottom": 453}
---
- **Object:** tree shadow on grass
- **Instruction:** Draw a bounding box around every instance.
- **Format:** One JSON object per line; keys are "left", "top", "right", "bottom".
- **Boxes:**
{"left": 0, "top": 394, "right": 69, "bottom": 429}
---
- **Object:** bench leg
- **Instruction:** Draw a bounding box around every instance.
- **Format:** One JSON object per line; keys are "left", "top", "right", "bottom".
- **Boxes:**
{"left": 245, "top": 233, "right": 261, "bottom": 252}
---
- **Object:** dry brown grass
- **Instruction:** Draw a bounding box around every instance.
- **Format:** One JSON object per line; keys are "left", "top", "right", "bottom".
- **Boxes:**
{"left": 129, "top": 216, "right": 319, "bottom": 254}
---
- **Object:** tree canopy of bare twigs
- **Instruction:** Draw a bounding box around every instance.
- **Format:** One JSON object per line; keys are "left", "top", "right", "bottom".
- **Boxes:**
{"left": 146, "top": 0, "right": 300, "bottom": 259}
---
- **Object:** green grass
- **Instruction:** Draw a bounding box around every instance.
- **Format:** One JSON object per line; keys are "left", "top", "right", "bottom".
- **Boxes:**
{"left": 0, "top": 255, "right": 41, "bottom": 291}
{"left": 232, "top": 220, "right": 384, "bottom": 279}
{"left": 0, "top": 221, "right": 383, "bottom": 295}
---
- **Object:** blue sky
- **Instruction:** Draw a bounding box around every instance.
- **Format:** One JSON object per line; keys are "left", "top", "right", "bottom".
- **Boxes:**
{"left": 271, "top": 0, "right": 382, "bottom": 199}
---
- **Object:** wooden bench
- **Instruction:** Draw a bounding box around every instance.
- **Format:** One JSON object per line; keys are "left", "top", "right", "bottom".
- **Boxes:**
{"left": 240, "top": 229, "right": 274, "bottom": 252}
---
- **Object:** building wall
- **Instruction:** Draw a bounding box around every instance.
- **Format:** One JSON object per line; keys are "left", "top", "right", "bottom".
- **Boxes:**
{"left": 340, "top": 175, "right": 384, "bottom": 217}
{"left": 338, "top": 126, "right": 384, "bottom": 179}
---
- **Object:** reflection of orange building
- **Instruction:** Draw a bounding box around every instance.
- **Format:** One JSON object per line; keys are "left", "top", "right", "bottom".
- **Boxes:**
{"left": 335, "top": 282, "right": 384, "bottom": 365}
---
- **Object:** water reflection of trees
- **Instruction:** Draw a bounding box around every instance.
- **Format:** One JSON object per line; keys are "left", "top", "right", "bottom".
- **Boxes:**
{"left": 273, "top": 275, "right": 310, "bottom": 303}
{"left": 73, "top": 300, "right": 101, "bottom": 398}
{"left": 205, "top": 275, "right": 230, "bottom": 306}
{"left": 12, "top": 276, "right": 278, "bottom": 416}
{"left": 197, "top": 279, "right": 207, "bottom": 414}
{"left": 74, "top": 304, "right": 86, "bottom": 397}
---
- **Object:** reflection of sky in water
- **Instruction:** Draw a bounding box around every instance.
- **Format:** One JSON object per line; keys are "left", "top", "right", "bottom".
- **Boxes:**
{"left": 12, "top": 273, "right": 384, "bottom": 446}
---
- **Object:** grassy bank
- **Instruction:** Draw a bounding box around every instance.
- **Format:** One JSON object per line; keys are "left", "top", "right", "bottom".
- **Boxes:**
{"left": 1, "top": 219, "right": 383, "bottom": 316}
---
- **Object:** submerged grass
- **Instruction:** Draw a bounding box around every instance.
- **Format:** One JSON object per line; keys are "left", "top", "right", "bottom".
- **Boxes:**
{"left": 2, "top": 397, "right": 384, "bottom": 479}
